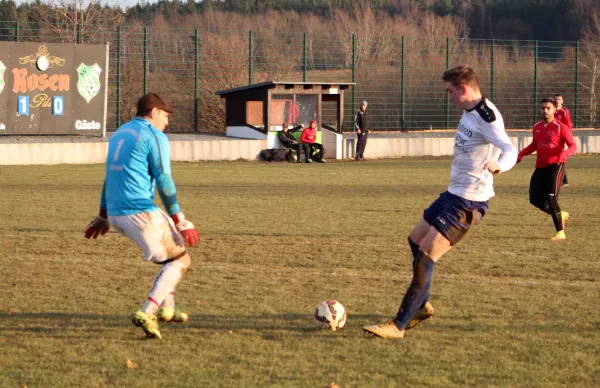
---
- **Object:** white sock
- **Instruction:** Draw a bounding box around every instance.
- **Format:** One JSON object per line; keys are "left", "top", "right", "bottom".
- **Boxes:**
{"left": 141, "top": 262, "right": 184, "bottom": 314}
{"left": 161, "top": 292, "right": 176, "bottom": 309}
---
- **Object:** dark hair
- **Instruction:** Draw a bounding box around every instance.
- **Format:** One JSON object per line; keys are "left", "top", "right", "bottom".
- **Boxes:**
{"left": 541, "top": 97, "right": 557, "bottom": 108}
{"left": 554, "top": 94, "right": 563, "bottom": 98}
{"left": 136, "top": 93, "right": 173, "bottom": 117}
{"left": 442, "top": 66, "right": 480, "bottom": 90}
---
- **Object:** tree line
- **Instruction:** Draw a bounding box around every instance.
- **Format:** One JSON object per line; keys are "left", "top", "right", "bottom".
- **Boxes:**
{"left": 2, "top": 0, "right": 600, "bottom": 132}
{"left": 2, "top": 0, "right": 600, "bottom": 42}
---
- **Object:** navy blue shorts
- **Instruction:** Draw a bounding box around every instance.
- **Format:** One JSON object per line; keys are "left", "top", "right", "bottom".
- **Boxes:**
{"left": 423, "top": 191, "right": 489, "bottom": 245}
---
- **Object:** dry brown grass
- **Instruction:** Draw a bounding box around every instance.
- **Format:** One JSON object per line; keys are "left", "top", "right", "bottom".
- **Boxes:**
{"left": 1, "top": 158, "right": 599, "bottom": 387}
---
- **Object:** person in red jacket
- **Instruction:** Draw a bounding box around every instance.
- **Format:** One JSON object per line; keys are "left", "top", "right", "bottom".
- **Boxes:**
{"left": 300, "top": 120, "right": 326, "bottom": 163}
{"left": 554, "top": 94, "right": 573, "bottom": 187}
{"left": 517, "top": 97, "right": 577, "bottom": 240}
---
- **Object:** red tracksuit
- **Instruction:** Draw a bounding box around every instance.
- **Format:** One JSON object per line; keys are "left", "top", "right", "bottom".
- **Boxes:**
{"left": 300, "top": 127, "right": 317, "bottom": 143}
{"left": 300, "top": 124, "right": 324, "bottom": 161}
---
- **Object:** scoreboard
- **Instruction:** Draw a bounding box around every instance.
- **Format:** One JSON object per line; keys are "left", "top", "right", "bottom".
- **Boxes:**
{"left": 0, "top": 42, "right": 108, "bottom": 136}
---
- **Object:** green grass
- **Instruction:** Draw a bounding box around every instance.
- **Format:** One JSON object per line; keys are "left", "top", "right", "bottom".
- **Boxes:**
{"left": 1, "top": 157, "right": 599, "bottom": 387}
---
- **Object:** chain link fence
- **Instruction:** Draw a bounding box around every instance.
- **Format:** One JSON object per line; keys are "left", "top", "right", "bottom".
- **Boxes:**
{"left": 1, "top": 21, "right": 599, "bottom": 133}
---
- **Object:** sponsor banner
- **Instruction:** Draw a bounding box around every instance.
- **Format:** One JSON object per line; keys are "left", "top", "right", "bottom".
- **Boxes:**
{"left": 0, "top": 42, "right": 107, "bottom": 135}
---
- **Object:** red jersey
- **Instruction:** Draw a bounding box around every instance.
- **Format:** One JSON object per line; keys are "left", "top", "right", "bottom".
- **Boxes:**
{"left": 285, "top": 101, "right": 300, "bottom": 124}
{"left": 555, "top": 106, "right": 572, "bottom": 129}
{"left": 518, "top": 119, "right": 576, "bottom": 168}
{"left": 300, "top": 127, "right": 317, "bottom": 144}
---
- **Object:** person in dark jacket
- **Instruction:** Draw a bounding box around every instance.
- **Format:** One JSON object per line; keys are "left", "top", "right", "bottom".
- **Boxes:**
{"left": 354, "top": 100, "right": 371, "bottom": 161}
{"left": 278, "top": 122, "right": 309, "bottom": 163}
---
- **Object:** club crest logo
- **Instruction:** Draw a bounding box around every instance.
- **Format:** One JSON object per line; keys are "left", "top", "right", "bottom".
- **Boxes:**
{"left": 77, "top": 63, "right": 102, "bottom": 103}
{"left": 0, "top": 61, "right": 5, "bottom": 95}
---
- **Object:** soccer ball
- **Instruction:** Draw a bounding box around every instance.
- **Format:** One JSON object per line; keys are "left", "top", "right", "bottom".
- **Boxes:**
{"left": 314, "top": 300, "right": 347, "bottom": 331}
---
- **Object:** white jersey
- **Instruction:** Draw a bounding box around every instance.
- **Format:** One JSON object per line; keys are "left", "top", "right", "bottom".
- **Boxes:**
{"left": 448, "top": 98, "right": 517, "bottom": 202}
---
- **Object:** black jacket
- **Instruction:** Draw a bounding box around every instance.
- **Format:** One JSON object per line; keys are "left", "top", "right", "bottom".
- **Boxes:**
{"left": 355, "top": 109, "right": 369, "bottom": 132}
{"left": 278, "top": 130, "right": 297, "bottom": 146}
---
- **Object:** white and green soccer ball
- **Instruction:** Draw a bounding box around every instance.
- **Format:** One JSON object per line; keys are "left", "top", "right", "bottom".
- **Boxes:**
{"left": 314, "top": 300, "right": 347, "bottom": 331}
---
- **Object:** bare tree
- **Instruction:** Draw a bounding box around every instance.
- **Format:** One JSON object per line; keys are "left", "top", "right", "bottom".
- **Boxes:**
{"left": 419, "top": 11, "right": 469, "bottom": 60}
{"left": 579, "top": 9, "right": 600, "bottom": 127}
{"left": 30, "top": 0, "right": 125, "bottom": 43}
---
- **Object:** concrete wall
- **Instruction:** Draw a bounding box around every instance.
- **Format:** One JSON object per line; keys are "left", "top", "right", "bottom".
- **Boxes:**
{"left": 0, "top": 142, "right": 109, "bottom": 165}
{"left": 1, "top": 134, "right": 599, "bottom": 165}
{"left": 170, "top": 140, "right": 267, "bottom": 162}
{"left": 321, "top": 129, "right": 343, "bottom": 159}
{"left": 354, "top": 137, "right": 456, "bottom": 159}
{"left": 0, "top": 139, "right": 268, "bottom": 165}
{"left": 355, "top": 135, "right": 600, "bottom": 159}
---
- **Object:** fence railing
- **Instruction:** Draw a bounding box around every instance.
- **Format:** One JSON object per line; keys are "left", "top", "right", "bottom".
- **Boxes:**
{"left": 1, "top": 21, "right": 599, "bottom": 133}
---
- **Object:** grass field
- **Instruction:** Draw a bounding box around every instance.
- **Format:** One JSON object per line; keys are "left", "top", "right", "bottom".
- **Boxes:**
{"left": 1, "top": 157, "right": 599, "bottom": 387}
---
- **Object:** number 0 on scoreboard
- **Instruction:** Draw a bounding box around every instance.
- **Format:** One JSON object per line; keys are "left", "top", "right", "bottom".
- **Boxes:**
{"left": 53, "top": 96, "right": 65, "bottom": 116}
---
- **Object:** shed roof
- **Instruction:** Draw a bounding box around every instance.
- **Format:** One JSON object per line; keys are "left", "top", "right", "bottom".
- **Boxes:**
{"left": 215, "top": 81, "right": 354, "bottom": 96}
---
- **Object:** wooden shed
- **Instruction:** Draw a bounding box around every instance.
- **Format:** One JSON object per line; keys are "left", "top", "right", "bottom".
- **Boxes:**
{"left": 216, "top": 81, "right": 353, "bottom": 139}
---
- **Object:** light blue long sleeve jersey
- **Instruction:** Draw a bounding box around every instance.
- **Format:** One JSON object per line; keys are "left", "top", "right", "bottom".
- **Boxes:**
{"left": 100, "top": 117, "right": 180, "bottom": 216}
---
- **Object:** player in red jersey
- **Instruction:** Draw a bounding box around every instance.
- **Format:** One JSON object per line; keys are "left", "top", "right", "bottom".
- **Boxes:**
{"left": 554, "top": 94, "right": 572, "bottom": 128}
{"left": 554, "top": 94, "right": 572, "bottom": 187}
{"left": 517, "top": 97, "right": 577, "bottom": 240}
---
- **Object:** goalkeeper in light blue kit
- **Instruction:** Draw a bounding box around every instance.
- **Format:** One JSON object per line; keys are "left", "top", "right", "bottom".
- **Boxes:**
{"left": 84, "top": 93, "right": 199, "bottom": 340}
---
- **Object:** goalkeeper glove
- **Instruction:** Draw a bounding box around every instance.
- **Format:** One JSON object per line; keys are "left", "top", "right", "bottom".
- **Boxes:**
{"left": 84, "top": 209, "right": 110, "bottom": 239}
{"left": 171, "top": 212, "right": 199, "bottom": 247}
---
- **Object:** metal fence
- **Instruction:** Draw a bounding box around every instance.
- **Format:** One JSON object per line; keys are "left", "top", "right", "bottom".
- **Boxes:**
{"left": 1, "top": 21, "right": 599, "bottom": 133}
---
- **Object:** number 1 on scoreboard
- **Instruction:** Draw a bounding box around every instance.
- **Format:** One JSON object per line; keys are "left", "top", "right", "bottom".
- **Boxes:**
{"left": 18, "top": 96, "right": 30, "bottom": 116}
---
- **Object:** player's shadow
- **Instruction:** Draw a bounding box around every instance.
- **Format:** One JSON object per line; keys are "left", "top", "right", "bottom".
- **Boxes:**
{"left": 6, "top": 312, "right": 592, "bottom": 339}
{"left": 1, "top": 312, "right": 389, "bottom": 336}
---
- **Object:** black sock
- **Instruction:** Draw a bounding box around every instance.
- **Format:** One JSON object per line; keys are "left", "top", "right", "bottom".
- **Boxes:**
{"left": 394, "top": 251, "right": 435, "bottom": 329}
{"left": 408, "top": 238, "right": 429, "bottom": 308}
{"left": 547, "top": 196, "right": 563, "bottom": 231}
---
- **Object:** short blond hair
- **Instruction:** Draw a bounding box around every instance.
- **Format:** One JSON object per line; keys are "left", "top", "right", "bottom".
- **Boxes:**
{"left": 442, "top": 66, "right": 480, "bottom": 91}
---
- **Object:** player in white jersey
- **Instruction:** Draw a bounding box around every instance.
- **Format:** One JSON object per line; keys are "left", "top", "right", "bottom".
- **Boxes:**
{"left": 364, "top": 66, "right": 518, "bottom": 339}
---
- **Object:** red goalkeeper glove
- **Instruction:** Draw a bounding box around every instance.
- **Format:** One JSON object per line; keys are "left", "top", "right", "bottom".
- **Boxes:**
{"left": 84, "top": 209, "right": 110, "bottom": 239}
{"left": 171, "top": 212, "right": 199, "bottom": 247}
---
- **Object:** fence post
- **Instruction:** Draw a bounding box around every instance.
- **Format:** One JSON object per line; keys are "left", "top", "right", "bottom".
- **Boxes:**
{"left": 533, "top": 40, "right": 538, "bottom": 123}
{"left": 401, "top": 36, "right": 405, "bottom": 130}
{"left": 116, "top": 26, "right": 121, "bottom": 128}
{"left": 351, "top": 33, "right": 356, "bottom": 132}
{"left": 194, "top": 28, "right": 199, "bottom": 132}
{"left": 303, "top": 32, "right": 307, "bottom": 82}
{"left": 14, "top": 21, "right": 18, "bottom": 42}
{"left": 143, "top": 27, "right": 148, "bottom": 95}
{"left": 490, "top": 39, "right": 495, "bottom": 101}
{"left": 445, "top": 37, "right": 450, "bottom": 129}
{"left": 248, "top": 31, "right": 253, "bottom": 85}
{"left": 575, "top": 41, "right": 579, "bottom": 128}
{"left": 76, "top": 23, "right": 81, "bottom": 44}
